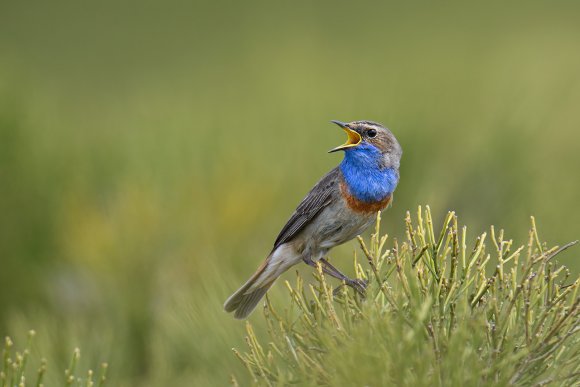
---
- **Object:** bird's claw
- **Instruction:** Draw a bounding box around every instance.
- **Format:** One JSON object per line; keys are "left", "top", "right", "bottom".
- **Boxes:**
{"left": 350, "top": 278, "right": 368, "bottom": 295}
{"left": 332, "top": 278, "right": 368, "bottom": 297}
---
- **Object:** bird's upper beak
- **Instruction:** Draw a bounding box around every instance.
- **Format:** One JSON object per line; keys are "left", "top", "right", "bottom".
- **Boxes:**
{"left": 328, "top": 120, "right": 362, "bottom": 153}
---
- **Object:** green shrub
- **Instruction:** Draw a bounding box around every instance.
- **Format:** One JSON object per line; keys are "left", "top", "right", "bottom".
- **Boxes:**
{"left": 1, "top": 331, "right": 107, "bottom": 387}
{"left": 234, "top": 207, "right": 579, "bottom": 386}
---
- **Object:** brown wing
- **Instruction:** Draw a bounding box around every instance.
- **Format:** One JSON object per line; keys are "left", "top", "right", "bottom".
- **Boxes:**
{"left": 272, "top": 167, "right": 340, "bottom": 251}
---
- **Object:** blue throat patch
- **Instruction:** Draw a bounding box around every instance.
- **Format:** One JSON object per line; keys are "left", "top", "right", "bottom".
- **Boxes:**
{"left": 339, "top": 143, "right": 399, "bottom": 203}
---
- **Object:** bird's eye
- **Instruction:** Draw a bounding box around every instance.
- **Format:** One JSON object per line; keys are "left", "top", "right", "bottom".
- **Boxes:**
{"left": 367, "top": 129, "right": 377, "bottom": 138}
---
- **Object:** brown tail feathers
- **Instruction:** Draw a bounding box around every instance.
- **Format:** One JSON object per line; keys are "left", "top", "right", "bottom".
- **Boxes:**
{"left": 224, "top": 257, "right": 276, "bottom": 319}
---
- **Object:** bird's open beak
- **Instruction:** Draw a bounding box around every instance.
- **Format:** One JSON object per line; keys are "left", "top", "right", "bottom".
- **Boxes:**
{"left": 328, "top": 120, "right": 362, "bottom": 153}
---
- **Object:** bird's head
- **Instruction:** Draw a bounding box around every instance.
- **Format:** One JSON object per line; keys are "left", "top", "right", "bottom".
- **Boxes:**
{"left": 329, "top": 120, "right": 402, "bottom": 169}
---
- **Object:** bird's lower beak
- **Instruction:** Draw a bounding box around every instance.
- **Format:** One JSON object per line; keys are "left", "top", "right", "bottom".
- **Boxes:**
{"left": 328, "top": 120, "right": 362, "bottom": 153}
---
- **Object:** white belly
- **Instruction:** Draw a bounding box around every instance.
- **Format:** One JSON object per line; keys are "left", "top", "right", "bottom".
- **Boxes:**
{"left": 299, "top": 202, "right": 376, "bottom": 252}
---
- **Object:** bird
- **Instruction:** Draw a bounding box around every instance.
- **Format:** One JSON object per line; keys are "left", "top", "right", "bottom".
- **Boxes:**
{"left": 224, "top": 120, "right": 402, "bottom": 319}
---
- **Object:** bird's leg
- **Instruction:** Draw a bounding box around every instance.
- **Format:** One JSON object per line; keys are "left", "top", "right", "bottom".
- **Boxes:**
{"left": 319, "top": 258, "right": 368, "bottom": 296}
{"left": 302, "top": 256, "right": 342, "bottom": 279}
{"left": 303, "top": 257, "right": 367, "bottom": 295}
{"left": 303, "top": 256, "right": 350, "bottom": 285}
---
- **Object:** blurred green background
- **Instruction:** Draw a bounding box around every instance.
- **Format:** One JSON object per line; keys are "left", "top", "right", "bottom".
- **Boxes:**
{"left": 1, "top": 1, "right": 579, "bottom": 385}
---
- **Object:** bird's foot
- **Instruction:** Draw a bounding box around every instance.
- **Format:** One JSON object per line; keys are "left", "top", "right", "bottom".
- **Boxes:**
{"left": 304, "top": 256, "right": 368, "bottom": 297}
{"left": 333, "top": 278, "right": 368, "bottom": 297}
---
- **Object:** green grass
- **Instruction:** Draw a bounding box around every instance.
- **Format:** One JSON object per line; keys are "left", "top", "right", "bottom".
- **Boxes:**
{"left": 235, "top": 207, "right": 579, "bottom": 386}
